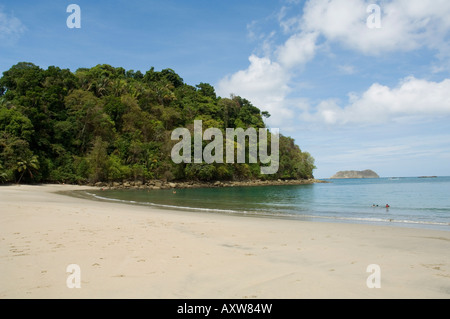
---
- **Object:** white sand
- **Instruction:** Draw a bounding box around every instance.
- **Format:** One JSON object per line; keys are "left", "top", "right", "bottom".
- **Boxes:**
{"left": 1, "top": 184, "right": 449, "bottom": 299}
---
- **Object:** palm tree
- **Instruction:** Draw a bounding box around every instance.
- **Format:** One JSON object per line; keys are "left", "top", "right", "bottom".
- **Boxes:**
{"left": 0, "top": 163, "right": 8, "bottom": 183}
{"left": 16, "top": 155, "right": 39, "bottom": 184}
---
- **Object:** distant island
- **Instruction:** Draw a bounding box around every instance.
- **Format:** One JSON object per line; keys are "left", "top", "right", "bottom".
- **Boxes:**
{"left": 330, "top": 170, "right": 380, "bottom": 179}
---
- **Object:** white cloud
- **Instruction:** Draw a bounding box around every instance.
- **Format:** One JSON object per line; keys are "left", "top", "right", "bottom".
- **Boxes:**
{"left": 303, "top": 76, "right": 450, "bottom": 125}
{"left": 216, "top": 0, "right": 450, "bottom": 128}
{"left": 0, "top": 8, "right": 26, "bottom": 44}
{"left": 216, "top": 30, "right": 319, "bottom": 126}
{"left": 301, "top": 0, "right": 450, "bottom": 55}
{"left": 216, "top": 55, "right": 292, "bottom": 126}
{"left": 338, "top": 64, "right": 357, "bottom": 75}
{"left": 276, "top": 31, "right": 318, "bottom": 68}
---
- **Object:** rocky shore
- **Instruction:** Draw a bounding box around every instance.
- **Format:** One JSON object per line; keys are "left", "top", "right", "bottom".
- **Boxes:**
{"left": 87, "top": 178, "right": 328, "bottom": 190}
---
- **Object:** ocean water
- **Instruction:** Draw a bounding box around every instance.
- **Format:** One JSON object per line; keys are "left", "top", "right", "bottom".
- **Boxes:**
{"left": 81, "top": 177, "right": 450, "bottom": 231}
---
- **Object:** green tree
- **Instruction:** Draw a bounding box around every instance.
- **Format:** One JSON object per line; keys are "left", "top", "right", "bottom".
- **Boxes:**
{"left": 0, "top": 104, "right": 34, "bottom": 142}
{"left": 87, "top": 137, "right": 109, "bottom": 182}
{"left": 0, "top": 162, "right": 11, "bottom": 183}
{"left": 160, "top": 68, "right": 184, "bottom": 88}
{"left": 16, "top": 154, "right": 39, "bottom": 184}
{"left": 0, "top": 62, "right": 315, "bottom": 184}
{"left": 196, "top": 83, "right": 216, "bottom": 99}
{"left": 65, "top": 89, "right": 115, "bottom": 152}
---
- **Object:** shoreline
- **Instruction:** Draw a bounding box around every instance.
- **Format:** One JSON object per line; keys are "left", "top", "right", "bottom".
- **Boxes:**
{"left": 8, "top": 178, "right": 326, "bottom": 191}
{"left": 1, "top": 184, "right": 449, "bottom": 298}
{"left": 90, "top": 178, "right": 328, "bottom": 190}
{"left": 70, "top": 187, "right": 450, "bottom": 233}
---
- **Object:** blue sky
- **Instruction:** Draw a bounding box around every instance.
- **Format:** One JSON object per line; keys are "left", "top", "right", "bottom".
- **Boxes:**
{"left": 1, "top": 0, "right": 450, "bottom": 178}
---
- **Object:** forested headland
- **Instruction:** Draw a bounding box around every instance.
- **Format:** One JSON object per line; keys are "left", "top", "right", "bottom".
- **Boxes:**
{"left": 0, "top": 62, "right": 315, "bottom": 185}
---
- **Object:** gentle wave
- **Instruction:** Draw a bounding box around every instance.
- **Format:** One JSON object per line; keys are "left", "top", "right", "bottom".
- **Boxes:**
{"left": 83, "top": 191, "right": 450, "bottom": 228}
{"left": 85, "top": 192, "right": 243, "bottom": 214}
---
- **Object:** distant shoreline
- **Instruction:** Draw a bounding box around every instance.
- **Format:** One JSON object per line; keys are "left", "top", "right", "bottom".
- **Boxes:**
{"left": 0, "top": 178, "right": 329, "bottom": 191}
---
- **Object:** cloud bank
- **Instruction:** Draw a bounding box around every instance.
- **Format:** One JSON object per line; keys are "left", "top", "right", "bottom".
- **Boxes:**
{"left": 304, "top": 76, "right": 450, "bottom": 125}
{"left": 216, "top": 0, "right": 450, "bottom": 128}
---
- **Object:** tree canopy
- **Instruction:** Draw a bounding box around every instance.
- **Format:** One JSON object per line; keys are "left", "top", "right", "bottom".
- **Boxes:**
{"left": 0, "top": 62, "right": 315, "bottom": 184}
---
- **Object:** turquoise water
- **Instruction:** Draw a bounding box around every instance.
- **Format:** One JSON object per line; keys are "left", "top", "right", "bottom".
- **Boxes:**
{"left": 83, "top": 177, "right": 450, "bottom": 231}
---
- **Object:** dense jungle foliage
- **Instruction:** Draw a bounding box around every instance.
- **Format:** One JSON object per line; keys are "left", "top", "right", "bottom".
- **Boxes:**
{"left": 0, "top": 62, "right": 315, "bottom": 184}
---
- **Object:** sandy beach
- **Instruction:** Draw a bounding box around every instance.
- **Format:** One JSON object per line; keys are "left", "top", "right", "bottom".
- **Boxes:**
{"left": 1, "top": 184, "right": 449, "bottom": 299}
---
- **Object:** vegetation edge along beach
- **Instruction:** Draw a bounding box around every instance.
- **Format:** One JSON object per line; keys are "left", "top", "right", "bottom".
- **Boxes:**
{"left": 84, "top": 177, "right": 328, "bottom": 191}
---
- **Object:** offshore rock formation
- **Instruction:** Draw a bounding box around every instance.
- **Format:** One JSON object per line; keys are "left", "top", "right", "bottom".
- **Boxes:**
{"left": 330, "top": 170, "right": 380, "bottom": 179}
